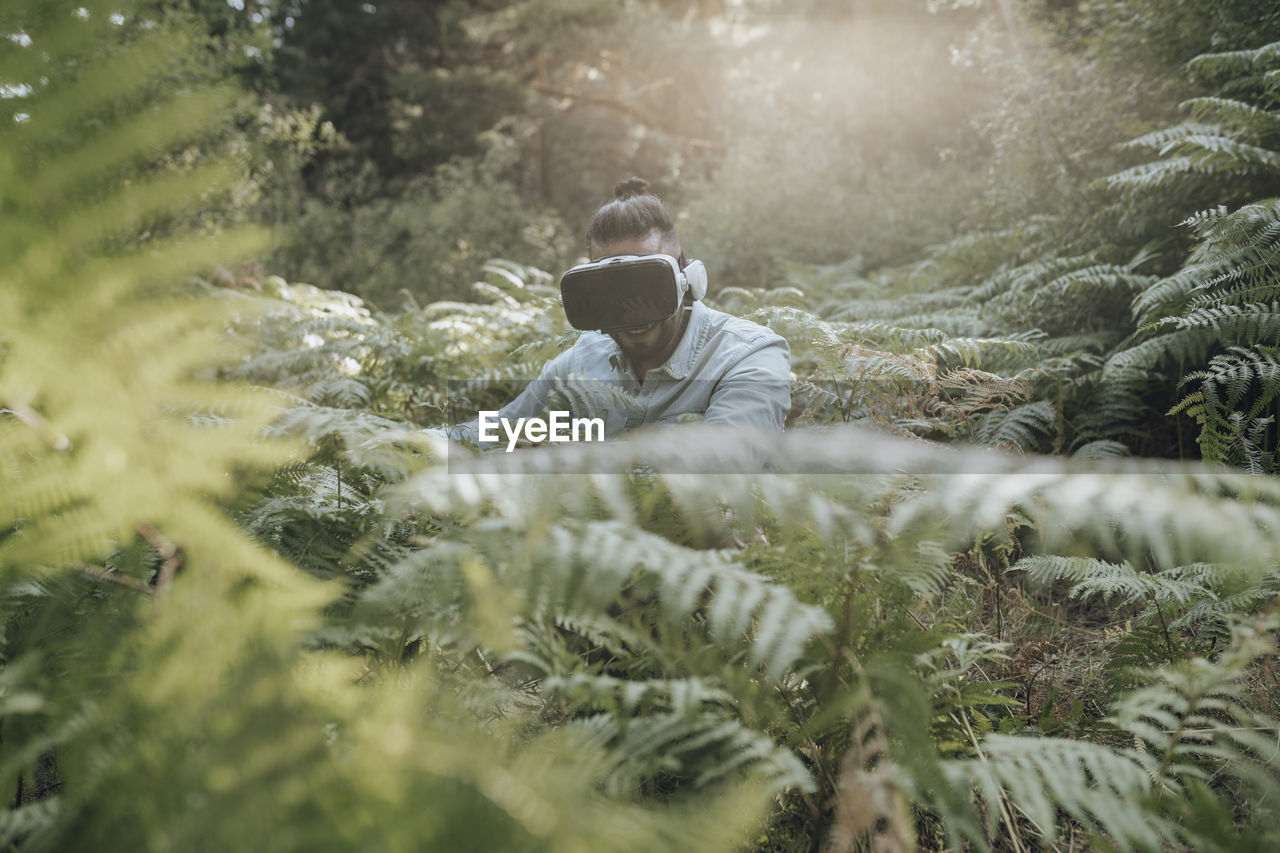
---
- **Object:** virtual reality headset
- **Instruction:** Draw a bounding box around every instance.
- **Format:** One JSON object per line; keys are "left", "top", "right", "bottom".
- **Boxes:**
{"left": 559, "top": 253, "right": 708, "bottom": 332}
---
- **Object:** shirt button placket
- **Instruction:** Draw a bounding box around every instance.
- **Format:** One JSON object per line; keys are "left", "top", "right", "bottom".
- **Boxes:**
{"left": 625, "top": 380, "right": 648, "bottom": 429}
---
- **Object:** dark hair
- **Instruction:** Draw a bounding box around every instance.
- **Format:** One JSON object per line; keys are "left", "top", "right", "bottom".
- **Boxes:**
{"left": 586, "top": 177, "right": 679, "bottom": 254}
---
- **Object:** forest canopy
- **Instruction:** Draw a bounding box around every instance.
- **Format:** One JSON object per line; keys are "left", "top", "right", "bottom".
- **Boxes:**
{"left": 5, "top": 0, "right": 1280, "bottom": 850}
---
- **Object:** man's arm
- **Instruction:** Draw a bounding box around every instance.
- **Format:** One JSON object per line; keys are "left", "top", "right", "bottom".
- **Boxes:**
{"left": 431, "top": 348, "right": 575, "bottom": 448}
{"left": 705, "top": 334, "right": 791, "bottom": 430}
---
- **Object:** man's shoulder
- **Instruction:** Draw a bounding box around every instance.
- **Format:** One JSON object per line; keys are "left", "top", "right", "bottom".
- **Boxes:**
{"left": 690, "top": 303, "right": 790, "bottom": 381}
{"left": 701, "top": 304, "right": 787, "bottom": 349}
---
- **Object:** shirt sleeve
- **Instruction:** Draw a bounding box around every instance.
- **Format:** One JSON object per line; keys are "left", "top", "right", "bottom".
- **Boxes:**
{"left": 704, "top": 333, "right": 791, "bottom": 431}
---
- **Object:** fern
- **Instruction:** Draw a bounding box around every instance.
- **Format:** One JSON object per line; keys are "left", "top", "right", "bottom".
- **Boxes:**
{"left": 973, "top": 400, "right": 1057, "bottom": 452}
{"left": 1009, "top": 556, "right": 1215, "bottom": 607}
{"left": 12, "top": 8, "right": 1280, "bottom": 851}
{"left": 1188, "top": 41, "right": 1280, "bottom": 81}
{"left": 947, "top": 733, "right": 1176, "bottom": 849}
{"left": 1173, "top": 346, "right": 1280, "bottom": 465}
{"left": 1108, "top": 617, "right": 1280, "bottom": 831}
{"left": 0, "top": 7, "right": 778, "bottom": 851}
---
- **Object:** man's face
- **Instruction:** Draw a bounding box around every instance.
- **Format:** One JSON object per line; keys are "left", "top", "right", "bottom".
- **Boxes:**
{"left": 589, "top": 231, "right": 686, "bottom": 364}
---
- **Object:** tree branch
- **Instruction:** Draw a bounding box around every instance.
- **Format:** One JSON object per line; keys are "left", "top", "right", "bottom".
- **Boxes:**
{"left": 136, "top": 523, "right": 185, "bottom": 597}
{"left": 76, "top": 565, "right": 154, "bottom": 596}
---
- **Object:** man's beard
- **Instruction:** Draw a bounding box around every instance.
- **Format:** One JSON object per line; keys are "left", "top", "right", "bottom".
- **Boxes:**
{"left": 610, "top": 313, "right": 683, "bottom": 364}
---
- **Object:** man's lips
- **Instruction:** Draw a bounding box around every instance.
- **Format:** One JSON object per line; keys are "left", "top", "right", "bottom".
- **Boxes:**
{"left": 613, "top": 321, "right": 659, "bottom": 338}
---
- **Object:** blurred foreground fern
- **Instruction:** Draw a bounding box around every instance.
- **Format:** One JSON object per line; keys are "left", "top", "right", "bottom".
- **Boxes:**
{"left": 6, "top": 4, "right": 1280, "bottom": 852}
{"left": 0, "top": 4, "right": 769, "bottom": 851}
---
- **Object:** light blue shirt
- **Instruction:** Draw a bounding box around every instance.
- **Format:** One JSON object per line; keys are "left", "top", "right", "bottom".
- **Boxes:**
{"left": 444, "top": 300, "right": 791, "bottom": 447}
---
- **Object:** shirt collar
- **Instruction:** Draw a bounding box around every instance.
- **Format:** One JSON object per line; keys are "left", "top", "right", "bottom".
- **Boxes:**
{"left": 607, "top": 301, "right": 709, "bottom": 380}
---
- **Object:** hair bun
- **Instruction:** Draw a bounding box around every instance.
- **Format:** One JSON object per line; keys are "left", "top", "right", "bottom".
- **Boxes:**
{"left": 613, "top": 176, "right": 650, "bottom": 200}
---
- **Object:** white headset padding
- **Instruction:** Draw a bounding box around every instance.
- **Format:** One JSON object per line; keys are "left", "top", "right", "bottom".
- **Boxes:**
{"left": 682, "top": 259, "right": 707, "bottom": 302}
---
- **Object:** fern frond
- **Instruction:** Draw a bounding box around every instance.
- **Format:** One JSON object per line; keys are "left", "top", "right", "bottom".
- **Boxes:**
{"left": 1119, "top": 122, "right": 1227, "bottom": 152}
{"left": 1104, "top": 155, "right": 1199, "bottom": 193}
{"left": 1182, "top": 96, "right": 1280, "bottom": 136}
{"left": 1187, "top": 41, "right": 1280, "bottom": 80}
{"left": 945, "top": 735, "right": 1173, "bottom": 849}
{"left": 1106, "top": 327, "right": 1216, "bottom": 373}
{"left": 1108, "top": 616, "right": 1280, "bottom": 808}
{"left": 1173, "top": 303, "right": 1280, "bottom": 344}
{"left": 973, "top": 400, "right": 1056, "bottom": 452}
{"left": 570, "top": 711, "right": 815, "bottom": 795}
{"left": 542, "top": 673, "right": 734, "bottom": 718}
{"left": 1008, "top": 556, "right": 1214, "bottom": 607}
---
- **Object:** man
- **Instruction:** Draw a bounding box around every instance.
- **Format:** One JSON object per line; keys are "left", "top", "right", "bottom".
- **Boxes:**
{"left": 444, "top": 177, "right": 791, "bottom": 447}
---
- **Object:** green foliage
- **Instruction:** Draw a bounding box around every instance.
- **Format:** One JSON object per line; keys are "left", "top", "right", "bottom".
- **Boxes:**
{"left": 736, "top": 22, "right": 1280, "bottom": 466}
{"left": 272, "top": 0, "right": 523, "bottom": 184}
{"left": 9, "top": 3, "right": 1280, "bottom": 853}
{"left": 1098, "top": 40, "right": 1280, "bottom": 464}
{"left": 220, "top": 267, "right": 1280, "bottom": 847}
{"left": 273, "top": 148, "right": 573, "bottom": 306}
{"left": 0, "top": 7, "right": 769, "bottom": 851}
